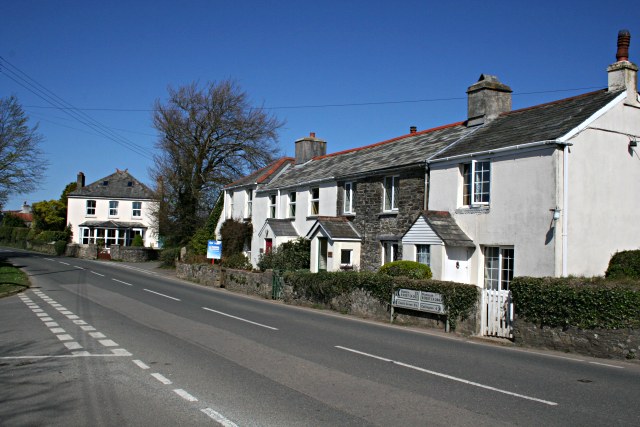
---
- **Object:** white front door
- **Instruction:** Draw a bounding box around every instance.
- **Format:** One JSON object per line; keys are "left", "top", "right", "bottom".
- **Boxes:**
{"left": 443, "top": 246, "right": 470, "bottom": 283}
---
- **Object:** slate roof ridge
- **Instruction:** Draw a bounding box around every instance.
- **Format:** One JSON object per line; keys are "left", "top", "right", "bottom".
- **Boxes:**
{"left": 499, "top": 88, "right": 612, "bottom": 117}
{"left": 225, "top": 157, "right": 294, "bottom": 188}
{"left": 312, "top": 120, "right": 465, "bottom": 161}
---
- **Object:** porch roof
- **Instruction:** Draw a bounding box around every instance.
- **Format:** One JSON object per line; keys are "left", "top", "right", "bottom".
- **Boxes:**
{"left": 258, "top": 218, "right": 299, "bottom": 237}
{"left": 306, "top": 216, "right": 361, "bottom": 241}
{"left": 78, "top": 220, "right": 147, "bottom": 229}
{"left": 423, "top": 211, "right": 475, "bottom": 247}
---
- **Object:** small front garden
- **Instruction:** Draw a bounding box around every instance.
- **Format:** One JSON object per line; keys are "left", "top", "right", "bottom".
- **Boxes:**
{"left": 0, "top": 259, "right": 29, "bottom": 298}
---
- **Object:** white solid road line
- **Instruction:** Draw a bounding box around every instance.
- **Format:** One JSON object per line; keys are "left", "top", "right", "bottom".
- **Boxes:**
{"left": 202, "top": 307, "right": 278, "bottom": 330}
{"left": 113, "top": 278, "right": 133, "bottom": 286}
{"left": 335, "top": 345, "right": 558, "bottom": 406}
{"left": 143, "top": 288, "right": 181, "bottom": 301}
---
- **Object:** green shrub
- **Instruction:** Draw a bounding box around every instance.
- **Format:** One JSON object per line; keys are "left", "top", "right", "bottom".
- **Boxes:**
{"left": 511, "top": 276, "right": 640, "bottom": 329}
{"left": 131, "top": 234, "right": 144, "bottom": 247}
{"left": 2, "top": 214, "right": 26, "bottom": 228}
{"left": 379, "top": 260, "right": 432, "bottom": 280}
{"left": 257, "top": 238, "right": 310, "bottom": 272}
{"left": 221, "top": 253, "right": 252, "bottom": 270}
{"left": 34, "top": 230, "right": 70, "bottom": 243}
{"left": 159, "top": 247, "right": 180, "bottom": 268}
{"left": 54, "top": 241, "right": 67, "bottom": 256}
{"left": 606, "top": 250, "right": 640, "bottom": 279}
{"left": 219, "top": 219, "right": 252, "bottom": 258}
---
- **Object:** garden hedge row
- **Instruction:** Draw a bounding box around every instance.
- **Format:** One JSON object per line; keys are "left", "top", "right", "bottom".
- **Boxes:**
{"left": 510, "top": 276, "right": 640, "bottom": 329}
{"left": 283, "top": 271, "right": 477, "bottom": 328}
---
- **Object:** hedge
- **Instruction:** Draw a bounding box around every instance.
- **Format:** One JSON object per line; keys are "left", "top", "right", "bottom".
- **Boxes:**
{"left": 606, "top": 250, "right": 640, "bottom": 279}
{"left": 511, "top": 276, "right": 640, "bottom": 329}
{"left": 283, "top": 271, "right": 477, "bottom": 329}
{"left": 379, "top": 260, "right": 432, "bottom": 280}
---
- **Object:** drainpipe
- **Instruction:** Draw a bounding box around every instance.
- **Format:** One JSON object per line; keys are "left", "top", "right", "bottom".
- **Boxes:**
{"left": 424, "top": 166, "right": 429, "bottom": 210}
{"left": 562, "top": 145, "right": 569, "bottom": 276}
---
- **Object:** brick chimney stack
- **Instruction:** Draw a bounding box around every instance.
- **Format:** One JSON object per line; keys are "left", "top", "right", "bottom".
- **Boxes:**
{"left": 77, "top": 172, "right": 85, "bottom": 188}
{"left": 607, "top": 30, "right": 639, "bottom": 106}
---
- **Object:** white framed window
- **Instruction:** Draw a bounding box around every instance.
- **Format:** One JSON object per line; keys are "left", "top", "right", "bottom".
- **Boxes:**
{"left": 382, "top": 241, "right": 399, "bottom": 265}
{"left": 86, "top": 200, "right": 96, "bottom": 216}
{"left": 416, "top": 244, "right": 430, "bottom": 266}
{"left": 463, "top": 160, "right": 491, "bottom": 206}
{"left": 310, "top": 187, "right": 320, "bottom": 215}
{"left": 344, "top": 182, "right": 354, "bottom": 214}
{"left": 383, "top": 176, "right": 399, "bottom": 211}
{"left": 268, "top": 194, "right": 277, "bottom": 218}
{"left": 81, "top": 227, "right": 92, "bottom": 244}
{"left": 288, "top": 192, "right": 296, "bottom": 218}
{"left": 132, "top": 201, "right": 142, "bottom": 218}
{"left": 340, "top": 249, "right": 353, "bottom": 266}
{"left": 109, "top": 201, "right": 119, "bottom": 217}
{"left": 246, "top": 190, "right": 253, "bottom": 218}
{"left": 484, "top": 246, "right": 514, "bottom": 290}
{"left": 228, "top": 191, "right": 234, "bottom": 218}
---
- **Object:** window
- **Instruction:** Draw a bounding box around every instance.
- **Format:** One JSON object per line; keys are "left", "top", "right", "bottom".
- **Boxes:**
{"left": 109, "top": 201, "right": 119, "bottom": 217}
{"left": 340, "top": 249, "right": 352, "bottom": 266}
{"left": 383, "top": 176, "right": 399, "bottom": 211}
{"left": 416, "top": 244, "right": 431, "bottom": 266}
{"left": 344, "top": 182, "right": 354, "bottom": 213}
{"left": 310, "top": 187, "right": 320, "bottom": 215}
{"left": 132, "top": 201, "right": 142, "bottom": 218}
{"left": 463, "top": 160, "right": 490, "bottom": 205}
{"left": 86, "top": 200, "right": 96, "bottom": 216}
{"left": 228, "top": 191, "right": 234, "bottom": 218}
{"left": 382, "top": 241, "right": 399, "bottom": 264}
{"left": 484, "top": 246, "right": 514, "bottom": 290}
{"left": 81, "top": 228, "right": 92, "bottom": 244}
{"left": 246, "top": 190, "right": 253, "bottom": 218}
{"left": 288, "top": 192, "right": 296, "bottom": 218}
{"left": 268, "top": 194, "right": 277, "bottom": 218}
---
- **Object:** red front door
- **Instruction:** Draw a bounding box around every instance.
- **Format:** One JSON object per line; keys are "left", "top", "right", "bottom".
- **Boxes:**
{"left": 265, "top": 239, "right": 273, "bottom": 253}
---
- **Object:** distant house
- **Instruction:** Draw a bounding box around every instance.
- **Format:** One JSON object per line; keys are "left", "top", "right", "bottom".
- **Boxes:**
{"left": 2, "top": 202, "right": 34, "bottom": 228}
{"left": 67, "top": 169, "right": 159, "bottom": 248}
{"left": 221, "top": 30, "right": 640, "bottom": 282}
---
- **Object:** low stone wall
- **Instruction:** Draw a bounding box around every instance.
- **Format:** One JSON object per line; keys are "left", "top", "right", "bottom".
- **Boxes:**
{"left": 514, "top": 320, "right": 640, "bottom": 360}
{"left": 176, "top": 262, "right": 478, "bottom": 335}
{"left": 65, "top": 243, "right": 98, "bottom": 260}
{"left": 26, "top": 242, "right": 57, "bottom": 255}
{"left": 110, "top": 245, "right": 159, "bottom": 262}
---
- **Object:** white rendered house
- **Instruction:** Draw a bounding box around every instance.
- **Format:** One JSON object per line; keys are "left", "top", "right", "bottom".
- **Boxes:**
{"left": 67, "top": 169, "right": 159, "bottom": 248}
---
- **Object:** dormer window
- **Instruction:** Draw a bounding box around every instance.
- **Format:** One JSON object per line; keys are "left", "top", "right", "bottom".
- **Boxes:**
{"left": 103, "top": 180, "right": 109, "bottom": 186}
{"left": 127, "top": 181, "right": 133, "bottom": 187}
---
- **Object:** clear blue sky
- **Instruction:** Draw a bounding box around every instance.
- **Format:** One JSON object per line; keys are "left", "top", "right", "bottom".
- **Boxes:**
{"left": 2, "top": 0, "right": 639, "bottom": 210}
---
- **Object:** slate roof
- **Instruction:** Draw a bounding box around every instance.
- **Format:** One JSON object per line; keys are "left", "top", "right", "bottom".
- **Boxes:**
{"left": 306, "top": 217, "right": 361, "bottom": 241}
{"left": 423, "top": 211, "right": 475, "bottom": 247}
{"left": 263, "top": 219, "right": 298, "bottom": 237}
{"left": 69, "top": 170, "right": 154, "bottom": 200}
{"left": 260, "top": 123, "right": 473, "bottom": 191}
{"left": 431, "top": 89, "right": 622, "bottom": 160}
{"left": 225, "top": 158, "right": 294, "bottom": 190}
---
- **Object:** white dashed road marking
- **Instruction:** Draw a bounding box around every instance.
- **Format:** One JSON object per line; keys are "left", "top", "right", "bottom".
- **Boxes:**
{"left": 174, "top": 389, "right": 198, "bottom": 402}
{"left": 143, "top": 289, "right": 181, "bottom": 301}
{"left": 201, "top": 408, "right": 239, "bottom": 427}
{"left": 133, "top": 359, "right": 150, "bottom": 369}
{"left": 202, "top": 306, "right": 278, "bottom": 330}
{"left": 151, "top": 373, "right": 172, "bottom": 385}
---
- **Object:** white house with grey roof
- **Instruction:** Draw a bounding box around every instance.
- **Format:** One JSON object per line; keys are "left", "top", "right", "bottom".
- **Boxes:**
{"left": 221, "top": 30, "right": 640, "bottom": 285}
{"left": 67, "top": 169, "right": 159, "bottom": 249}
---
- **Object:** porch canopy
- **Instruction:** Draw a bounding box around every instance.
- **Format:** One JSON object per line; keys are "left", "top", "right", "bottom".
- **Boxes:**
{"left": 78, "top": 220, "right": 147, "bottom": 246}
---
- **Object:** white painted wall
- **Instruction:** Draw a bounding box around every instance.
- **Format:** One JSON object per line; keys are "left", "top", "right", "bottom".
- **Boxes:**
{"left": 565, "top": 100, "right": 640, "bottom": 276}
{"left": 428, "top": 147, "right": 560, "bottom": 285}
{"left": 67, "top": 197, "right": 159, "bottom": 248}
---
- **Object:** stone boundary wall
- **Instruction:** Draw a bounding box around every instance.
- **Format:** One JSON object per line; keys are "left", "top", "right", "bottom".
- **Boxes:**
{"left": 176, "top": 262, "right": 478, "bottom": 335}
{"left": 514, "top": 320, "right": 639, "bottom": 360}
{"left": 110, "top": 245, "right": 159, "bottom": 262}
{"left": 65, "top": 243, "right": 98, "bottom": 259}
{"left": 25, "top": 242, "right": 57, "bottom": 255}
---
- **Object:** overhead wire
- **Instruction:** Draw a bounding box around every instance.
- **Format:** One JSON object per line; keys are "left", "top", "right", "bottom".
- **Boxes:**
{"left": 0, "top": 56, "right": 154, "bottom": 160}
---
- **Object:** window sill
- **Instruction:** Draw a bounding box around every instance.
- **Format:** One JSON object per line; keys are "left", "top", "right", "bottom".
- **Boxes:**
{"left": 455, "top": 206, "right": 490, "bottom": 215}
{"left": 378, "top": 211, "right": 398, "bottom": 218}
{"left": 342, "top": 213, "right": 356, "bottom": 218}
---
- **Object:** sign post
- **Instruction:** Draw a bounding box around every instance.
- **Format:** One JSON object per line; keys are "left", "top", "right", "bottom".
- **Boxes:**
{"left": 206, "top": 240, "right": 222, "bottom": 264}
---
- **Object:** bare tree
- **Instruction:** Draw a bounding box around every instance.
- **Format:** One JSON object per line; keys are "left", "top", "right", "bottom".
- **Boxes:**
{"left": 151, "top": 80, "right": 283, "bottom": 246}
{"left": 0, "top": 96, "right": 47, "bottom": 208}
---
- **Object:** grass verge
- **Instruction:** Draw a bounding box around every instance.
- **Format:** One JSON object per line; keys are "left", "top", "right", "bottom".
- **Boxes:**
{"left": 0, "top": 259, "right": 29, "bottom": 298}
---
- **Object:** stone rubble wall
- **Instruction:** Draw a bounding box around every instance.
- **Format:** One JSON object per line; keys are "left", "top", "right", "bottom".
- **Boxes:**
{"left": 513, "top": 320, "right": 640, "bottom": 360}
{"left": 110, "top": 245, "right": 159, "bottom": 262}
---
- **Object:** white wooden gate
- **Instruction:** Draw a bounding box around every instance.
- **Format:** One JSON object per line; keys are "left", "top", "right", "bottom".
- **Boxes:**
{"left": 482, "top": 289, "right": 513, "bottom": 338}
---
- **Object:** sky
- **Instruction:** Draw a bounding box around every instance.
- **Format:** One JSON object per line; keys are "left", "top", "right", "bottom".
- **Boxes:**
{"left": 2, "top": 0, "right": 639, "bottom": 210}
